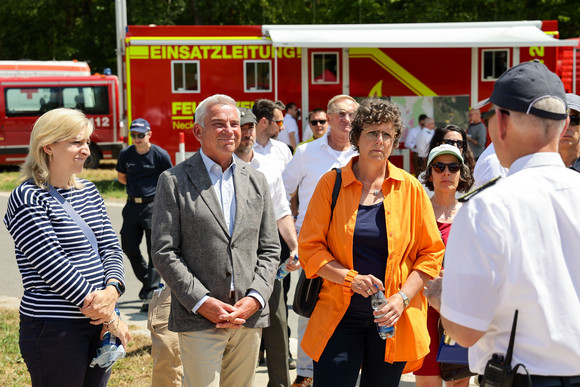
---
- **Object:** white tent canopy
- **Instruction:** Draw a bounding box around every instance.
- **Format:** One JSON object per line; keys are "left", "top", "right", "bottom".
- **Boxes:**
{"left": 263, "top": 21, "right": 576, "bottom": 48}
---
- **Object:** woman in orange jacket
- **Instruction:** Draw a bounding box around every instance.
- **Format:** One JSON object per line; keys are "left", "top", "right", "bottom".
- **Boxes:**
{"left": 298, "top": 97, "right": 444, "bottom": 386}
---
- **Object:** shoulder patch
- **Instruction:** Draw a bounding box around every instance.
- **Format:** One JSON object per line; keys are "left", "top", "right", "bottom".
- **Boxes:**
{"left": 458, "top": 176, "right": 501, "bottom": 203}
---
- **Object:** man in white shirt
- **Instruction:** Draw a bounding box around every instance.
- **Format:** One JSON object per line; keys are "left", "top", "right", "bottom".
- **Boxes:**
{"left": 414, "top": 116, "right": 435, "bottom": 168}
{"left": 253, "top": 99, "right": 293, "bottom": 173}
{"left": 283, "top": 95, "right": 359, "bottom": 387}
{"left": 426, "top": 61, "right": 580, "bottom": 385}
{"left": 278, "top": 102, "right": 300, "bottom": 151}
{"left": 235, "top": 107, "right": 299, "bottom": 387}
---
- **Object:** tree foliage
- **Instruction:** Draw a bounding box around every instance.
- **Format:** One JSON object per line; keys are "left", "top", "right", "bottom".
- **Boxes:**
{"left": 0, "top": 0, "right": 578, "bottom": 74}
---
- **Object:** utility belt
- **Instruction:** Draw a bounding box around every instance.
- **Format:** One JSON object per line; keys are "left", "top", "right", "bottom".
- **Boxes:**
{"left": 513, "top": 374, "right": 580, "bottom": 387}
{"left": 127, "top": 195, "right": 155, "bottom": 204}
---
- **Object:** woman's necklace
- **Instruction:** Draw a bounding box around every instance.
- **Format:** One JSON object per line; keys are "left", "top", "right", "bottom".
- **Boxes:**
{"left": 361, "top": 184, "right": 381, "bottom": 196}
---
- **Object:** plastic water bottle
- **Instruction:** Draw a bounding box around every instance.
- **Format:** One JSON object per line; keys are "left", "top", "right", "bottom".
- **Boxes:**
{"left": 371, "top": 285, "right": 395, "bottom": 339}
{"left": 90, "top": 310, "right": 126, "bottom": 370}
{"left": 276, "top": 256, "right": 298, "bottom": 280}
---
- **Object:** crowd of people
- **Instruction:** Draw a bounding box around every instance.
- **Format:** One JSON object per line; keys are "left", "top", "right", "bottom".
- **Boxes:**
{"left": 4, "top": 59, "right": 580, "bottom": 387}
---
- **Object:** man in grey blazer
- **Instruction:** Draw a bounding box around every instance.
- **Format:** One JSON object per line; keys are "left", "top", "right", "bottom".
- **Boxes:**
{"left": 152, "top": 94, "right": 281, "bottom": 387}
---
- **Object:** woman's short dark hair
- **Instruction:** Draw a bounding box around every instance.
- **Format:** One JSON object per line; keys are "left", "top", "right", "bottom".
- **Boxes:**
{"left": 421, "top": 125, "right": 475, "bottom": 192}
{"left": 350, "top": 97, "right": 403, "bottom": 152}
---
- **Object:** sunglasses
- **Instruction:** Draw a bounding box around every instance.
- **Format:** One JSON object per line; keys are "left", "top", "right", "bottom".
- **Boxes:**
{"left": 442, "top": 139, "right": 465, "bottom": 149}
{"left": 310, "top": 120, "right": 327, "bottom": 126}
{"left": 570, "top": 115, "right": 580, "bottom": 126}
{"left": 431, "top": 162, "right": 461, "bottom": 174}
{"left": 271, "top": 119, "right": 284, "bottom": 127}
{"left": 130, "top": 132, "right": 147, "bottom": 139}
{"left": 482, "top": 108, "right": 511, "bottom": 120}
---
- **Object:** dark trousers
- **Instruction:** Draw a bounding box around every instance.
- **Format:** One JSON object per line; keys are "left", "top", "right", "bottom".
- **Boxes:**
{"left": 263, "top": 279, "right": 291, "bottom": 387}
{"left": 19, "top": 315, "right": 110, "bottom": 387}
{"left": 313, "top": 311, "right": 406, "bottom": 387}
{"left": 120, "top": 201, "right": 159, "bottom": 299}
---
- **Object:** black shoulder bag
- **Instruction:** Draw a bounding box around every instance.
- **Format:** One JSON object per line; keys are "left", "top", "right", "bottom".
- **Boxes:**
{"left": 292, "top": 168, "right": 341, "bottom": 318}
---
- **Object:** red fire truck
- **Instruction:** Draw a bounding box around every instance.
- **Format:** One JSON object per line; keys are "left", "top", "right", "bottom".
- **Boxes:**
{"left": 123, "top": 20, "right": 577, "bottom": 167}
{"left": 0, "top": 61, "right": 124, "bottom": 168}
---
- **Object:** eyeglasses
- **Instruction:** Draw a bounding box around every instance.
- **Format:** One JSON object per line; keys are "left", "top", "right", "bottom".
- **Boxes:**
{"left": 364, "top": 130, "right": 393, "bottom": 142}
{"left": 431, "top": 162, "right": 461, "bottom": 174}
{"left": 130, "top": 132, "right": 147, "bottom": 139}
{"left": 270, "top": 119, "right": 284, "bottom": 127}
{"left": 442, "top": 139, "right": 465, "bottom": 149}
{"left": 570, "top": 115, "right": 580, "bottom": 126}
{"left": 335, "top": 111, "right": 355, "bottom": 120}
{"left": 310, "top": 120, "right": 327, "bottom": 126}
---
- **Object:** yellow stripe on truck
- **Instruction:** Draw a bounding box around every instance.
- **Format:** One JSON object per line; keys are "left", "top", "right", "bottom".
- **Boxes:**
{"left": 350, "top": 48, "right": 437, "bottom": 96}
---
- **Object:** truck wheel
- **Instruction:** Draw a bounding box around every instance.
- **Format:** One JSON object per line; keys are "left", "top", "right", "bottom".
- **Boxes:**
{"left": 84, "top": 143, "right": 101, "bottom": 169}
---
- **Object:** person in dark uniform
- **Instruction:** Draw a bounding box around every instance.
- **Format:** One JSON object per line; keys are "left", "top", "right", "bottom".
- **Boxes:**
{"left": 117, "top": 118, "right": 173, "bottom": 311}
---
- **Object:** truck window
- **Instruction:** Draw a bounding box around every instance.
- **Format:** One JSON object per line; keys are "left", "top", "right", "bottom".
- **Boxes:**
{"left": 172, "top": 61, "right": 200, "bottom": 93}
{"left": 481, "top": 49, "right": 509, "bottom": 81}
{"left": 5, "top": 86, "right": 109, "bottom": 116}
{"left": 244, "top": 60, "right": 271, "bottom": 92}
{"left": 312, "top": 52, "right": 338, "bottom": 84}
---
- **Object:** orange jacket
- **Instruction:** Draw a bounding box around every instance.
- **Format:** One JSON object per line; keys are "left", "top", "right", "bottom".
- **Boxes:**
{"left": 298, "top": 157, "right": 444, "bottom": 373}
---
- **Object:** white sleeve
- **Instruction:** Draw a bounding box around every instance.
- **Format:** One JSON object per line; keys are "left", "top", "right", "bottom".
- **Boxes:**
{"left": 282, "top": 146, "right": 305, "bottom": 201}
{"left": 441, "top": 198, "right": 506, "bottom": 331}
{"left": 271, "top": 173, "right": 291, "bottom": 220}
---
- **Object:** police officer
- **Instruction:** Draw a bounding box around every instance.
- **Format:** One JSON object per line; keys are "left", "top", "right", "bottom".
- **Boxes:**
{"left": 117, "top": 118, "right": 173, "bottom": 311}
{"left": 426, "top": 61, "right": 580, "bottom": 386}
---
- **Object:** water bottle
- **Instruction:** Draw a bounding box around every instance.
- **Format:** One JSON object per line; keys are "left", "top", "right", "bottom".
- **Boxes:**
{"left": 370, "top": 285, "right": 395, "bottom": 339}
{"left": 90, "top": 310, "right": 126, "bottom": 370}
{"left": 276, "top": 256, "right": 298, "bottom": 280}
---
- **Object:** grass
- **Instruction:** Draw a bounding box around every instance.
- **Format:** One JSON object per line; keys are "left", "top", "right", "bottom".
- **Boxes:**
{"left": 0, "top": 160, "right": 126, "bottom": 201}
{"left": 0, "top": 309, "right": 152, "bottom": 386}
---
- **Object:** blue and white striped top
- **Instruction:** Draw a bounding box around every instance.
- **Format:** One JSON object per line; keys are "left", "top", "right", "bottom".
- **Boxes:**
{"left": 3, "top": 179, "right": 124, "bottom": 319}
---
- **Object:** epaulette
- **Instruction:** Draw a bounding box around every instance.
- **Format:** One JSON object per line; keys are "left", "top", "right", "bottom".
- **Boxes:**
{"left": 458, "top": 176, "right": 501, "bottom": 203}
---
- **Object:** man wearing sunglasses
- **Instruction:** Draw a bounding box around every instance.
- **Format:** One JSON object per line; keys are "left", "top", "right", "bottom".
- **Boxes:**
{"left": 427, "top": 60, "right": 580, "bottom": 386}
{"left": 299, "top": 108, "right": 329, "bottom": 146}
{"left": 116, "top": 118, "right": 173, "bottom": 312}
{"left": 253, "top": 99, "right": 293, "bottom": 174}
{"left": 558, "top": 93, "right": 580, "bottom": 171}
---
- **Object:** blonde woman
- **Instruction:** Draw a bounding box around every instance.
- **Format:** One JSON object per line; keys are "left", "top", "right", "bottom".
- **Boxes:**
{"left": 4, "top": 108, "right": 130, "bottom": 386}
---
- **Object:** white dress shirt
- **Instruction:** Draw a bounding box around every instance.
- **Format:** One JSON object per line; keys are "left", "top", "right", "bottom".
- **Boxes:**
{"left": 282, "top": 132, "right": 357, "bottom": 234}
{"left": 234, "top": 151, "right": 291, "bottom": 221}
{"left": 278, "top": 113, "right": 300, "bottom": 147}
{"left": 442, "top": 152, "right": 580, "bottom": 375}
{"left": 254, "top": 138, "right": 292, "bottom": 174}
{"left": 473, "top": 143, "right": 508, "bottom": 187}
{"left": 404, "top": 125, "right": 421, "bottom": 151}
{"left": 415, "top": 128, "right": 435, "bottom": 158}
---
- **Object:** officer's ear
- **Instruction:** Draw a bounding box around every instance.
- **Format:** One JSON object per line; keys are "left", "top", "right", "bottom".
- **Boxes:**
{"left": 193, "top": 123, "right": 203, "bottom": 143}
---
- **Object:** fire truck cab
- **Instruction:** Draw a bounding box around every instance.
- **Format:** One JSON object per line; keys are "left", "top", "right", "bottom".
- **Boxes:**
{"left": 0, "top": 61, "right": 123, "bottom": 168}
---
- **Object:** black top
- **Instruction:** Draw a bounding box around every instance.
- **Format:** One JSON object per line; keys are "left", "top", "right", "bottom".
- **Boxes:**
{"left": 348, "top": 201, "right": 388, "bottom": 318}
{"left": 570, "top": 156, "right": 580, "bottom": 173}
{"left": 116, "top": 144, "right": 173, "bottom": 197}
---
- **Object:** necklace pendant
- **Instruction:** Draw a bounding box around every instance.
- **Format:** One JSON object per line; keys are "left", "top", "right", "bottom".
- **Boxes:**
{"left": 374, "top": 190, "right": 380, "bottom": 196}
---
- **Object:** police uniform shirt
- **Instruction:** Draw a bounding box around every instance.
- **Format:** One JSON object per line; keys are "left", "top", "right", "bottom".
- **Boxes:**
{"left": 116, "top": 144, "right": 173, "bottom": 197}
{"left": 441, "top": 152, "right": 580, "bottom": 376}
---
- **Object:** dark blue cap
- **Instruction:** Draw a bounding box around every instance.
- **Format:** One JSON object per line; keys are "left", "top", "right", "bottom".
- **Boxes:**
{"left": 129, "top": 118, "right": 151, "bottom": 133}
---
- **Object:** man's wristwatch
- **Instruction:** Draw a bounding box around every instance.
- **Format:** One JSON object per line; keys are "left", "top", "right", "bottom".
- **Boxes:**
{"left": 398, "top": 291, "right": 409, "bottom": 308}
{"left": 107, "top": 281, "right": 126, "bottom": 296}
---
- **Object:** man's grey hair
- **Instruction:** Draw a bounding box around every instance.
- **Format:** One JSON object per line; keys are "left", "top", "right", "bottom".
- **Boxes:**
{"left": 327, "top": 95, "right": 358, "bottom": 114}
{"left": 195, "top": 94, "right": 238, "bottom": 127}
{"left": 510, "top": 97, "right": 567, "bottom": 138}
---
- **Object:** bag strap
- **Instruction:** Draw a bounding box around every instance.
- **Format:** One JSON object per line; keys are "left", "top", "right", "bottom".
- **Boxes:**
{"left": 329, "top": 167, "right": 342, "bottom": 225}
{"left": 48, "top": 185, "right": 100, "bottom": 258}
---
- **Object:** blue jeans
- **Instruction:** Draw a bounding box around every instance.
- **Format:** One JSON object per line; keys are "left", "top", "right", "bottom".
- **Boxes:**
{"left": 19, "top": 315, "right": 110, "bottom": 387}
{"left": 313, "top": 310, "right": 406, "bottom": 387}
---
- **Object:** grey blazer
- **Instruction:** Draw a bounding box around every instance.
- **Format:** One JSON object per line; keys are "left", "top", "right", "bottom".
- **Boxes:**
{"left": 151, "top": 151, "right": 281, "bottom": 332}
